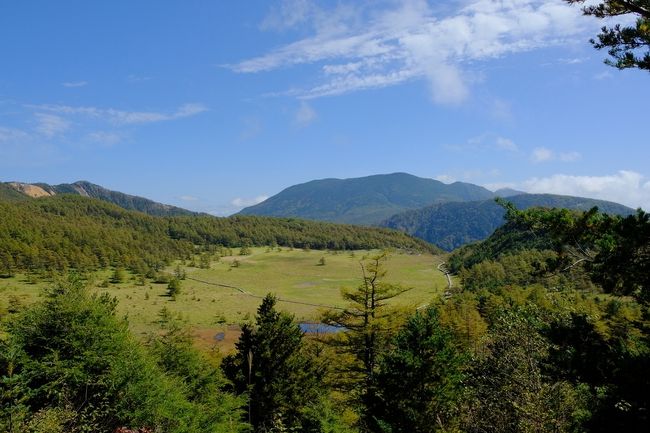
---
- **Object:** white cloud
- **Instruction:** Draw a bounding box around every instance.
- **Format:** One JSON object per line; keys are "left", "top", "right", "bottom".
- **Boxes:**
{"left": 434, "top": 174, "right": 456, "bottom": 183}
{"left": 496, "top": 136, "right": 518, "bottom": 151}
{"left": 523, "top": 170, "right": 650, "bottom": 210}
{"left": 531, "top": 146, "right": 581, "bottom": 163}
{"left": 531, "top": 146, "right": 554, "bottom": 162}
{"left": 231, "top": 195, "right": 269, "bottom": 208}
{"left": 558, "top": 57, "right": 587, "bottom": 64}
{"left": 294, "top": 101, "right": 317, "bottom": 127}
{"left": 31, "top": 103, "right": 207, "bottom": 125}
{"left": 62, "top": 81, "right": 88, "bottom": 88}
{"left": 230, "top": 0, "right": 588, "bottom": 104}
{"left": 35, "top": 113, "right": 70, "bottom": 137}
{"left": 446, "top": 133, "right": 519, "bottom": 152}
{"left": 261, "top": 0, "right": 316, "bottom": 31}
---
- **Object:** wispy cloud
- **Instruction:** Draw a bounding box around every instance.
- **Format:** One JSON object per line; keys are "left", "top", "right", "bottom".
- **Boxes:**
{"left": 445, "top": 133, "right": 519, "bottom": 153}
{"left": 294, "top": 101, "right": 317, "bottom": 127}
{"left": 35, "top": 113, "right": 70, "bottom": 138}
{"left": 231, "top": 195, "right": 269, "bottom": 208}
{"left": 30, "top": 103, "right": 208, "bottom": 125}
{"left": 260, "top": 0, "right": 318, "bottom": 31}
{"left": 558, "top": 57, "right": 587, "bottom": 65}
{"left": 62, "top": 81, "right": 88, "bottom": 88}
{"left": 531, "top": 146, "right": 553, "bottom": 162}
{"left": 434, "top": 174, "right": 457, "bottom": 183}
{"left": 523, "top": 170, "right": 650, "bottom": 210}
{"left": 531, "top": 146, "right": 581, "bottom": 163}
{"left": 0, "top": 126, "right": 30, "bottom": 142}
{"left": 0, "top": 125, "right": 64, "bottom": 168}
{"left": 435, "top": 168, "right": 502, "bottom": 184}
{"left": 230, "top": 0, "right": 588, "bottom": 104}
{"left": 87, "top": 131, "right": 122, "bottom": 146}
{"left": 495, "top": 137, "right": 518, "bottom": 152}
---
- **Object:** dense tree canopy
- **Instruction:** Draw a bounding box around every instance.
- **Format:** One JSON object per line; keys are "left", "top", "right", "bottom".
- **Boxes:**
{"left": 0, "top": 195, "right": 436, "bottom": 276}
{"left": 0, "top": 276, "right": 245, "bottom": 433}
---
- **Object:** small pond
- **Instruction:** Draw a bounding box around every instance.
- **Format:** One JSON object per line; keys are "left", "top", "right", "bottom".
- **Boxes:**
{"left": 299, "top": 322, "right": 345, "bottom": 334}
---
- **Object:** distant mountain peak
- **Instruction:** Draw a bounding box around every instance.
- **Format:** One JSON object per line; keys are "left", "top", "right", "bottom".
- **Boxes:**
{"left": 238, "top": 172, "right": 495, "bottom": 225}
{"left": 494, "top": 187, "right": 526, "bottom": 197}
{"left": 2, "top": 180, "right": 195, "bottom": 217}
{"left": 7, "top": 182, "right": 54, "bottom": 198}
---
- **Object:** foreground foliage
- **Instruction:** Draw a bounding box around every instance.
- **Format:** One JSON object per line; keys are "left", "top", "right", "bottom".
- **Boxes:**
{"left": 223, "top": 294, "right": 341, "bottom": 432}
{"left": 0, "top": 276, "right": 245, "bottom": 433}
{"left": 566, "top": 0, "right": 650, "bottom": 71}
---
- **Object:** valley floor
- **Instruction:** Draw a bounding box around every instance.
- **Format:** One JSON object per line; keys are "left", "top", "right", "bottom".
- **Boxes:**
{"left": 0, "top": 247, "right": 450, "bottom": 352}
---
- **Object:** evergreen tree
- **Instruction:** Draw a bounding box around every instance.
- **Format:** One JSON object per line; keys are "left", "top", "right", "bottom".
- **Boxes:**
{"left": 222, "top": 294, "right": 324, "bottom": 432}
{"left": 565, "top": 0, "right": 650, "bottom": 70}
{"left": 373, "top": 307, "right": 466, "bottom": 433}
{"left": 323, "top": 251, "right": 409, "bottom": 432}
{"left": 167, "top": 277, "right": 182, "bottom": 300}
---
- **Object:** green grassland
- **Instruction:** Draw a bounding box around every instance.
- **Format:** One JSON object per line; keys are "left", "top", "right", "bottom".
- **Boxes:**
{"left": 0, "top": 247, "right": 450, "bottom": 346}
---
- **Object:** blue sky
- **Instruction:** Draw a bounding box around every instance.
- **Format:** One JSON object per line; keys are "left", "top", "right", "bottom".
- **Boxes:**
{"left": 1, "top": 0, "right": 648, "bottom": 214}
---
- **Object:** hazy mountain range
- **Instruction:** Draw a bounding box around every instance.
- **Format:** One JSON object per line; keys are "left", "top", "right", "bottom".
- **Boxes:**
{"left": 2, "top": 173, "right": 634, "bottom": 250}
{"left": 380, "top": 193, "right": 633, "bottom": 251}
{"left": 238, "top": 173, "right": 633, "bottom": 249}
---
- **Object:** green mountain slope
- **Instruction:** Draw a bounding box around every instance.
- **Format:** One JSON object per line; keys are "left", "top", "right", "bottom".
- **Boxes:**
{"left": 2, "top": 180, "right": 196, "bottom": 216}
{"left": 381, "top": 194, "right": 634, "bottom": 251}
{"left": 238, "top": 172, "right": 495, "bottom": 225}
{"left": 0, "top": 195, "right": 437, "bottom": 274}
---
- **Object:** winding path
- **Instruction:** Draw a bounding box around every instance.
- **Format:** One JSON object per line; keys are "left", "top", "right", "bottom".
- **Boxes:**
{"left": 437, "top": 261, "right": 453, "bottom": 291}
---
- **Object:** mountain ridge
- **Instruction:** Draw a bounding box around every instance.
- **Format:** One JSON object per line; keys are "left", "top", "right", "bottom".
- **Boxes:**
{"left": 2, "top": 180, "right": 196, "bottom": 217}
{"left": 380, "top": 193, "right": 635, "bottom": 251}
{"left": 238, "top": 172, "right": 495, "bottom": 225}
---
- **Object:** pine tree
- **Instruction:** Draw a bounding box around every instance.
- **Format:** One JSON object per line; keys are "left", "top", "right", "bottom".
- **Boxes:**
{"left": 373, "top": 307, "right": 466, "bottom": 433}
{"left": 565, "top": 0, "right": 650, "bottom": 70}
{"left": 222, "top": 294, "right": 323, "bottom": 432}
{"left": 323, "top": 251, "right": 409, "bottom": 432}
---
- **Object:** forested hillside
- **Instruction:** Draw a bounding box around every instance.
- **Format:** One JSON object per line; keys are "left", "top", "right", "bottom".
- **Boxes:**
{"left": 0, "top": 195, "right": 436, "bottom": 276}
{"left": 238, "top": 172, "right": 495, "bottom": 225}
{"left": 381, "top": 193, "right": 634, "bottom": 250}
